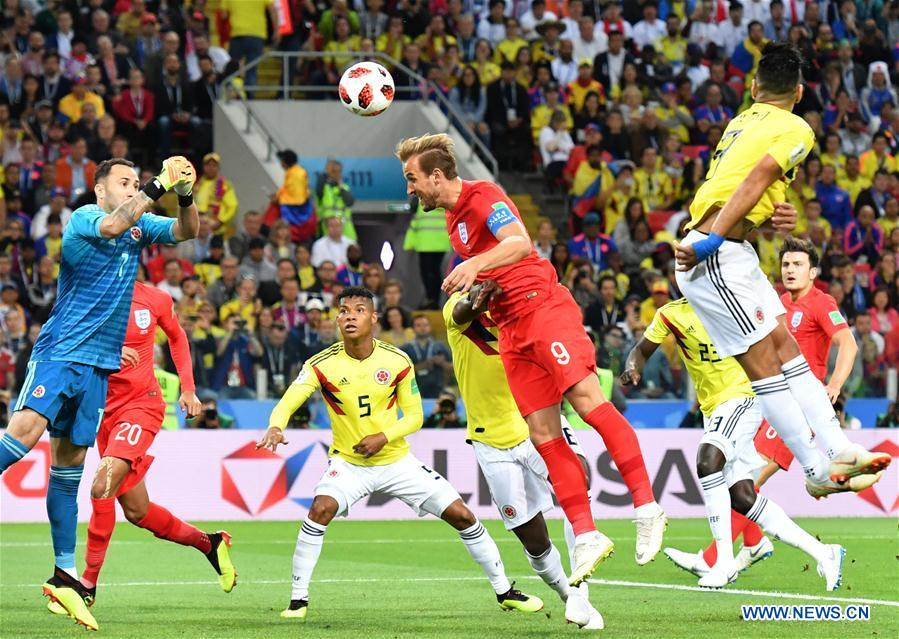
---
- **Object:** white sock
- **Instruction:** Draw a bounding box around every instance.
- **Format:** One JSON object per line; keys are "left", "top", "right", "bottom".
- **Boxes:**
{"left": 782, "top": 355, "right": 851, "bottom": 459}
{"left": 525, "top": 544, "right": 570, "bottom": 601}
{"left": 290, "top": 519, "right": 327, "bottom": 601}
{"left": 634, "top": 502, "right": 662, "bottom": 518}
{"left": 699, "top": 471, "right": 734, "bottom": 564}
{"left": 61, "top": 566, "right": 78, "bottom": 579}
{"left": 459, "top": 520, "right": 511, "bottom": 595}
{"left": 746, "top": 495, "right": 828, "bottom": 564}
{"left": 577, "top": 581, "right": 590, "bottom": 600}
{"left": 563, "top": 517, "right": 576, "bottom": 572}
{"left": 750, "top": 374, "right": 828, "bottom": 481}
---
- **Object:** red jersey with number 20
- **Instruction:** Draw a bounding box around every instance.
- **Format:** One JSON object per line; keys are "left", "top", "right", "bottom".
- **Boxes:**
{"left": 447, "top": 180, "right": 557, "bottom": 326}
{"left": 106, "top": 282, "right": 195, "bottom": 426}
{"left": 780, "top": 287, "right": 848, "bottom": 382}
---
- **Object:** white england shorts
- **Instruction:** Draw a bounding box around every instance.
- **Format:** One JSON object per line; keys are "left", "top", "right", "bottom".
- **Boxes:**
{"left": 701, "top": 396, "right": 767, "bottom": 486}
{"left": 314, "top": 453, "right": 461, "bottom": 518}
{"left": 675, "top": 230, "right": 786, "bottom": 358}
{"left": 473, "top": 418, "right": 586, "bottom": 530}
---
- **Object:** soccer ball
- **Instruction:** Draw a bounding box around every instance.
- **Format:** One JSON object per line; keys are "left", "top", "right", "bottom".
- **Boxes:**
{"left": 338, "top": 61, "right": 395, "bottom": 117}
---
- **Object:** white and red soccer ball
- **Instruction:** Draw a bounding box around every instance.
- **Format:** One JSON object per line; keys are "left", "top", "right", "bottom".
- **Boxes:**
{"left": 338, "top": 61, "right": 395, "bottom": 117}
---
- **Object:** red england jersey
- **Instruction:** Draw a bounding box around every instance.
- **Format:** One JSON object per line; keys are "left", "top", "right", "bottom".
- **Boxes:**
{"left": 446, "top": 180, "right": 558, "bottom": 325}
{"left": 107, "top": 282, "right": 195, "bottom": 418}
{"left": 780, "top": 287, "right": 849, "bottom": 382}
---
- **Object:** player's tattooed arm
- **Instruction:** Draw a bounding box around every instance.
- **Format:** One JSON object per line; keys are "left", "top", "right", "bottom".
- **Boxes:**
{"left": 100, "top": 191, "right": 153, "bottom": 238}
{"left": 620, "top": 338, "right": 659, "bottom": 387}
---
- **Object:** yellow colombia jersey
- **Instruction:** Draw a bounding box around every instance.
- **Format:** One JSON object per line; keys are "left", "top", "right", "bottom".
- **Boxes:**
{"left": 644, "top": 298, "right": 753, "bottom": 416}
{"left": 443, "top": 293, "right": 529, "bottom": 449}
{"left": 689, "top": 102, "right": 815, "bottom": 230}
{"left": 268, "top": 340, "right": 423, "bottom": 466}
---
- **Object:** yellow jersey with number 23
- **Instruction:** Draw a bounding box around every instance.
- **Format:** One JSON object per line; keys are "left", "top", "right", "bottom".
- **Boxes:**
{"left": 689, "top": 102, "right": 816, "bottom": 230}
{"left": 644, "top": 298, "right": 753, "bottom": 417}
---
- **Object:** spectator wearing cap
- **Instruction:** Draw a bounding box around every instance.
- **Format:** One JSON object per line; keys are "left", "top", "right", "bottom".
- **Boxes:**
{"left": 274, "top": 149, "right": 315, "bottom": 243}
{"left": 655, "top": 81, "right": 694, "bottom": 144}
{"left": 520, "top": 0, "right": 558, "bottom": 41}
{"left": 592, "top": 29, "right": 633, "bottom": 94}
{"left": 195, "top": 152, "right": 238, "bottom": 236}
{"left": 531, "top": 20, "right": 565, "bottom": 64}
{"left": 639, "top": 279, "right": 671, "bottom": 327}
{"left": 54, "top": 137, "right": 95, "bottom": 202}
{"left": 129, "top": 13, "right": 163, "bottom": 69}
{"left": 311, "top": 217, "right": 355, "bottom": 269}
{"left": 568, "top": 211, "right": 618, "bottom": 272}
{"left": 241, "top": 237, "right": 278, "bottom": 283}
{"left": 292, "top": 297, "right": 326, "bottom": 350}
{"left": 530, "top": 81, "right": 573, "bottom": 143}
{"left": 572, "top": 15, "right": 607, "bottom": 66}
{"left": 31, "top": 188, "right": 71, "bottom": 241}
{"left": 58, "top": 73, "right": 105, "bottom": 123}
{"left": 632, "top": 2, "right": 666, "bottom": 50}
{"left": 112, "top": 68, "right": 155, "bottom": 165}
{"left": 486, "top": 60, "right": 532, "bottom": 171}
{"left": 567, "top": 58, "right": 604, "bottom": 113}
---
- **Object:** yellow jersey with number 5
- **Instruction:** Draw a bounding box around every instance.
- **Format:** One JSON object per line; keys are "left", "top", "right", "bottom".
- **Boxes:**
{"left": 644, "top": 298, "right": 753, "bottom": 416}
{"left": 688, "top": 102, "right": 816, "bottom": 230}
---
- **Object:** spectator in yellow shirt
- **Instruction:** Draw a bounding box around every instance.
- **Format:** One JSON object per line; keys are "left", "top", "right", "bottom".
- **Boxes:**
{"left": 654, "top": 82, "right": 693, "bottom": 144}
{"left": 567, "top": 60, "right": 604, "bottom": 112}
{"left": 219, "top": 275, "right": 262, "bottom": 330}
{"left": 221, "top": 0, "right": 279, "bottom": 93}
{"left": 416, "top": 15, "right": 457, "bottom": 64}
{"left": 654, "top": 15, "right": 687, "bottom": 70}
{"left": 639, "top": 279, "right": 671, "bottom": 327}
{"left": 530, "top": 81, "right": 573, "bottom": 143}
{"left": 796, "top": 198, "right": 832, "bottom": 241}
{"left": 755, "top": 226, "right": 784, "bottom": 282}
{"left": 377, "top": 15, "right": 411, "bottom": 64}
{"left": 820, "top": 131, "right": 847, "bottom": 176}
{"left": 472, "top": 39, "right": 501, "bottom": 85}
{"left": 195, "top": 153, "right": 239, "bottom": 236}
{"left": 879, "top": 197, "right": 899, "bottom": 236}
{"left": 57, "top": 76, "right": 105, "bottom": 123}
{"left": 324, "top": 16, "right": 361, "bottom": 79}
{"left": 634, "top": 147, "right": 675, "bottom": 210}
{"left": 275, "top": 149, "right": 315, "bottom": 243}
{"left": 494, "top": 17, "right": 528, "bottom": 65}
{"left": 859, "top": 132, "right": 897, "bottom": 180}
{"left": 837, "top": 155, "right": 872, "bottom": 207}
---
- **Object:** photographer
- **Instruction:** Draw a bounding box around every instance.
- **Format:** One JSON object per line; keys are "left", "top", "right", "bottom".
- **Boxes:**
{"left": 189, "top": 397, "right": 235, "bottom": 429}
{"left": 212, "top": 312, "right": 262, "bottom": 399}
{"left": 260, "top": 321, "right": 300, "bottom": 399}
{"left": 876, "top": 401, "right": 899, "bottom": 428}
{"left": 423, "top": 389, "right": 466, "bottom": 429}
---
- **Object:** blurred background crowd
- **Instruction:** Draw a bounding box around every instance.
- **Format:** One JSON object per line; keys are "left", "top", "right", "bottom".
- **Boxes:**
{"left": 0, "top": 0, "right": 898, "bottom": 428}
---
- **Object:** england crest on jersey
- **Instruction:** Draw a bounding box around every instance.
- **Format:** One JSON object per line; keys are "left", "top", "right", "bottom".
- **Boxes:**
{"left": 134, "top": 309, "right": 151, "bottom": 329}
{"left": 791, "top": 311, "right": 803, "bottom": 328}
{"left": 458, "top": 222, "right": 468, "bottom": 244}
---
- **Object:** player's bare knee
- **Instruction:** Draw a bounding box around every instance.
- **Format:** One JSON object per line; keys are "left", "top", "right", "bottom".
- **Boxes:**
{"left": 307, "top": 496, "right": 338, "bottom": 526}
{"left": 696, "top": 444, "right": 726, "bottom": 478}
{"left": 513, "top": 516, "right": 551, "bottom": 557}
{"left": 5, "top": 409, "right": 48, "bottom": 449}
{"left": 121, "top": 500, "right": 147, "bottom": 524}
{"left": 729, "top": 481, "right": 756, "bottom": 515}
{"left": 90, "top": 457, "right": 127, "bottom": 500}
{"left": 442, "top": 500, "right": 477, "bottom": 530}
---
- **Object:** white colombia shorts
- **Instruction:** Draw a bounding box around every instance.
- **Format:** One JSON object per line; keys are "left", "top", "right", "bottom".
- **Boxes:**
{"left": 314, "top": 453, "right": 461, "bottom": 518}
{"left": 675, "top": 229, "right": 786, "bottom": 358}
{"left": 701, "top": 396, "right": 767, "bottom": 486}
{"left": 473, "top": 419, "right": 586, "bottom": 530}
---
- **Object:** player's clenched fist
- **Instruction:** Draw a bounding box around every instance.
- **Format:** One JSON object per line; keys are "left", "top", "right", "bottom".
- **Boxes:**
{"left": 619, "top": 367, "right": 642, "bottom": 387}
{"left": 257, "top": 426, "right": 289, "bottom": 452}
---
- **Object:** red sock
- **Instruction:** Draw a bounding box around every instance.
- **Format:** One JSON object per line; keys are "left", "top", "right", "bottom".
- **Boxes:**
{"left": 136, "top": 503, "right": 212, "bottom": 554}
{"left": 82, "top": 497, "right": 117, "bottom": 588}
{"left": 535, "top": 437, "right": 596, "bottom": 535}
{"left": 741, "top": 520, "right": 764, "bottom": 547}
{"left": 702, "top": 509, "right": 764, "bottom": 567}
{"left": 583, "top": 403, "right": 655, "bottom": 508}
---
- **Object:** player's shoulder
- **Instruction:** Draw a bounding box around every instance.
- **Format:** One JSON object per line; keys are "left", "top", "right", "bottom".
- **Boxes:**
{"left": 658, "top": 297, "right": 690, "bottom": 318}
{"left": 136, "top": 281, "right": 173, "bottom": 306}
{"left": 306, "top": 342, "right": 344, "bottom": 368}
{"left": 375, "top": 339, "right": 414, "bottom": 368}
{"left": 808, "top": 287, "right": 839, "bottom": 310}
{"left": 72, "top": 203, "right": 104, "bottom": 216}
{"left": 467, "top": 179, "right": 511, "bottom": 203}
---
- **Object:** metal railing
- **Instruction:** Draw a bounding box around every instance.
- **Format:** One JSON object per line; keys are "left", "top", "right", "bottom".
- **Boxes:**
{"left": 219, "top": 50, "right": 499, "bottom": 177}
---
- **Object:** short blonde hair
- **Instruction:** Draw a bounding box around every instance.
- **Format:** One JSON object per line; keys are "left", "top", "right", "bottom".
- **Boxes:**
{"left": 395, "top": 133, "right": 458, "bottom": 179}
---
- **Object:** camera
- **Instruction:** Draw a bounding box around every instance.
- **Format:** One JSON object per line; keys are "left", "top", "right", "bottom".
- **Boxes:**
{"left": 438, "top": 398, "right": 456, "bottom": 414}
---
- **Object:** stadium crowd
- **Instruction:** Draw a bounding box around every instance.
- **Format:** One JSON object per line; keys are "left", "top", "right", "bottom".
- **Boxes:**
{"left": 0, "top": 0, "right": 898, "bottom": 427}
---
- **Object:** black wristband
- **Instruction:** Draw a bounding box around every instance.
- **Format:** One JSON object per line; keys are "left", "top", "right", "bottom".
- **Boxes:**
{"left": 141, "top": 177, "right": 166, "bottom": 202}
{"left": 178, "top": 193, "right": 194, "bottom": 208}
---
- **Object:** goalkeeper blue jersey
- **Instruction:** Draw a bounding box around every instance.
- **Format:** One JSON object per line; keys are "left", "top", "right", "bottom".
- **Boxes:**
{"left": 31, "top": 204, "right": 177, "bottom": 371}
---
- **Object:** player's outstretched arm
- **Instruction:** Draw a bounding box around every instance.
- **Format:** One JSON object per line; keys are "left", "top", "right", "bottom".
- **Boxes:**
{"left": 259, "top": 366, "right": 319, "bottom": 450}
{"left": 620, "top": 337, "right": 659, "bottom": 387}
